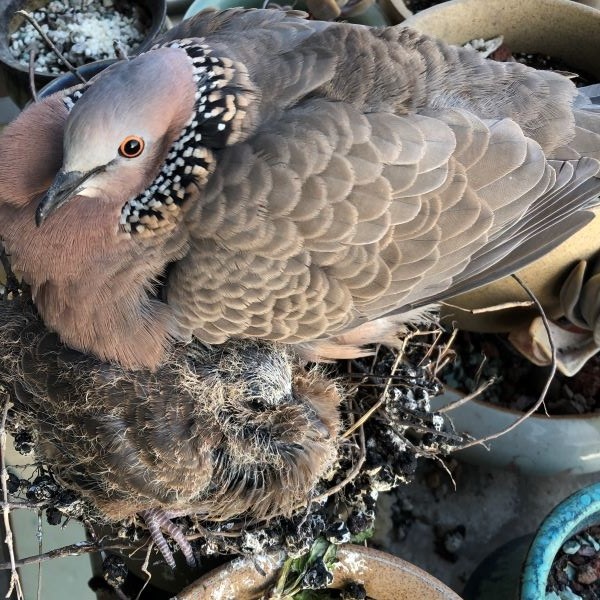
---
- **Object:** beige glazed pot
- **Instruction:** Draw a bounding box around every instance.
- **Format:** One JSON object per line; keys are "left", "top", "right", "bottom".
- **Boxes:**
{"left": 431, "top": 388, "right": 600, "bottom": 476}
{"left": 401, "top": 0, "right": 600, "bottom": 476}
{"left": 387, "top": 0, "right": 600, "bottom": 23}
{"left": 176, "top": 545, "right": 463, "bottom": 599}
{"left": 403, "top": 0, "right": 600, "bottom": 334}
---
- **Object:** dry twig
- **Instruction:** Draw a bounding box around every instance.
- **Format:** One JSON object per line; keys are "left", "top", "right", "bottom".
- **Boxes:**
{"left": 16, "top": 10, "right": 86, "bottom": 83}
{"left": 457, "top": 274, "right": 556, "bottom": 450}
{"left": 0, "top": 539, "right": 132, "bottom": 571}
{"left": 1, "top": 397, "right": 24, "bottom": 599}
{"left": 28, "top": 48, "right": 38, "bottom": 102}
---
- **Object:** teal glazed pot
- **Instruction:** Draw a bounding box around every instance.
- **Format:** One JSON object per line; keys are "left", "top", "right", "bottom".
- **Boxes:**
{"left": 184, "top": 0, "right": 391, "bottom": 26}
{"left": 520, "top": 482, "right": 600, "bottom": 599}
{"left": 463, "top": 483, "right": 600, "bottom": 599}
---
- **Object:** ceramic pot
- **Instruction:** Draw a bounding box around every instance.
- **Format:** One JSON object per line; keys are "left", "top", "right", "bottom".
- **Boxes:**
{"left": 184, "top": 0, "right": 391, "bottom": 26}
{"left": 401, "top": 0, "right": 600, "bottom": 334}
{"left": 431, "top": 387, "right": 600, "bottom": 475}
{"left": 0, "top": 0, "right": 167, "bottom": 107}
{"left": 34, "top": 58, "right": 116, "bottom": 99}
{"left": 177, "top": 545, "right": 463, "bottom": 599}
{"left": 575, "top": 0, "right": 600, "bottom": 9}
{"left": 464, "top": 482, "right": 600, "bottom": 600}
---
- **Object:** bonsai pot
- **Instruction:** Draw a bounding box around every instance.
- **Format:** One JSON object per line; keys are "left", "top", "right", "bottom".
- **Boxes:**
{"left": 177, "top": 545, "right": 463, "bottom": 599}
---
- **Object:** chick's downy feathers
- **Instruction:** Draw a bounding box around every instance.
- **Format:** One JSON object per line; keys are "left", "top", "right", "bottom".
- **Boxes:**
{"left": 0, "top": 297, "right": 340, "bottom": 567}
{"left": 1, "top": 9, "right": 600, "bottom": 369}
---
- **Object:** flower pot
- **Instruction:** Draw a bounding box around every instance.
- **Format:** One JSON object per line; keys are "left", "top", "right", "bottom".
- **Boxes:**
{"left": 184, "top": 0, "right": 392, "bottom": 26}
{"left": 35, "top": 58, "right": 116, "bottom": 99}
{"left": 403, "top": 0, "right": 600, "bottom": 80}
{"left": 177, "top": 545, "right": 463, "bottom": 599}
{"left": 431, "top": 387, "right": 600, "bottom": 475}
{"left": 402, "top": 0, "right": 600, "bottom": 373}
{"left": 0, "top": 0, "right": 167, "bottom": 107}
{"left": 463, "top": 482, "right": 600, "bottom": 600}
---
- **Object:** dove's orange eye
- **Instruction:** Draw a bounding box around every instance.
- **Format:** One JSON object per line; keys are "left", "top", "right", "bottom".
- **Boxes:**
{"left": 119, "top": 136, "right": 144, "bottom": 158}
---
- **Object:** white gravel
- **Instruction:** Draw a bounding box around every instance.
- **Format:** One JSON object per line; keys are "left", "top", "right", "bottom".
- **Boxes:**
{"left": 9, "top": 0, "right": 148, "bottom": 74}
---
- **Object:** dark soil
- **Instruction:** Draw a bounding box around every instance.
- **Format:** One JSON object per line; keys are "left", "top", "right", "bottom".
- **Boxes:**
{"left": 404, "top": 0, "right": 447, "bottom": 13}
{"left": 441, "top": 331, "right": 600, "bottom": 415}
{"left": 548, "top": 525, "right": 600, "bottom": 599}
{"left": 489, "top": 44, "right": 596, "bottom": 87}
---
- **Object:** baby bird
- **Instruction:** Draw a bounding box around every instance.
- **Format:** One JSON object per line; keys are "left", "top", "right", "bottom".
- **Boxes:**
{"left": 0, "top": 298, "right": 340, "bottom": 567}
{"left": 1, "top": 9, "right": 600, "bottom": 370}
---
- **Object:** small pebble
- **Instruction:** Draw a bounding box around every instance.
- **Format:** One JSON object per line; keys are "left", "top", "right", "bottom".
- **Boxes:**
{"left": 563, "top": 540, "right": 582, "bottom": 555}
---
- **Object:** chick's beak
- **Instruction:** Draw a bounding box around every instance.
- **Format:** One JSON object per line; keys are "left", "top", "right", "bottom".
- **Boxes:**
{"left": 36, "top": 168, "right": 101, "bottom": 226}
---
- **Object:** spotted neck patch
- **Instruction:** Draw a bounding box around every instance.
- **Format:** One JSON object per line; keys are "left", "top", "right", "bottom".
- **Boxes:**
{"left": 62, "top": 40, "right": 246, "bottom": 235}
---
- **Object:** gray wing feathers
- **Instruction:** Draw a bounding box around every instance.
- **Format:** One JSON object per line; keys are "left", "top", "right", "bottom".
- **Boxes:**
{"left": 161, "top": 15, "right": 600, "bottom": 346}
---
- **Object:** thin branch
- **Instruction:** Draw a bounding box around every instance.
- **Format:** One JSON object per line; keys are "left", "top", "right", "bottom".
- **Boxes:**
{"left": 457, "top": 275, "right": 556, "bottom": 450}
{"left": 134, "top": 542, "right": 154, "bottom": 600}
{"left": 113, "top": 40, "right": 129, "bottom": 61}
{"left": 311, "top": 423, "right": 366, "bottom": 505}
{"left": 437, "top": 379, "right": 497, "bottom": 413}
{"left": 0, "top": 501, "right": 46, "bottom": 511}
{"left": 342, "top": 338, "right": 408, "bottom": 439}
{"left": 28, "top": 48, "right": 38, "bottom": 102}
{"left": 440, "top": 299, "right": 535, "bottom": 313}
{"left": 1, "top": 396, "right": 24, "bottom": 599}
{"left": 0, "top": 540, "right": 132, "bottom": 571}
{"left": 36, "top": 510, "right": 42, "bottom": 600}
{"left": 15, "top": 11, "right": 86, "bottom": 83}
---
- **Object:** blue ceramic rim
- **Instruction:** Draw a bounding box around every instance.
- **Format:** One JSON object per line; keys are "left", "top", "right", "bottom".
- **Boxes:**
{"left": 520, "top": 482, "right": 600, "bottom": 599}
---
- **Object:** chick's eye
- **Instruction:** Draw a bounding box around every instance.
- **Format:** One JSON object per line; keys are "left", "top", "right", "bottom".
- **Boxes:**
{"left": 119, "top": 136, "right": 144, "bottom": 158}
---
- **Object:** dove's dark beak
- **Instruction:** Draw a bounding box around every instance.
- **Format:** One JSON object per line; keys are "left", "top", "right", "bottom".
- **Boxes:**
{"left": 36, "top": 167, "right": 103, "bottom": 226}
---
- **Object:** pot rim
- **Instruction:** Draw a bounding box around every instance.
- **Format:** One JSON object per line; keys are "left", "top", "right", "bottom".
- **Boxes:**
{"left": 403, "top": 0, "right": 600, "bottom": 28}
{"left": 520, "top": 482, "right": 600, "bottom": 599}
{"left": 178, "top": 544, "right": 462, "bottom": 599}
{"left": 440, "top": 385, "right": 600, "bottom": 422}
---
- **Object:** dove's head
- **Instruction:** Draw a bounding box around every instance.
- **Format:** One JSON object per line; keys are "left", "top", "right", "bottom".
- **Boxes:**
{"left": 36, "top": 41, "right": 249, "bottom": 235}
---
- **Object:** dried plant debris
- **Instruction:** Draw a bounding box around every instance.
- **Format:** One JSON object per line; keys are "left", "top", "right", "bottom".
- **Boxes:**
{"left": 265, "top": 538, "right": 370, "bottom": 599}
{"left": 0, "top": 262, "right": 462, "bottom": 596}
{"left": 9, "top": 0, "right": 149, "bottom": 74}
{"left": 547, "top": 525, "right": 600, "bottom": 600}
{"left": 442, "top": 331, "right": 600, "bottom": 415}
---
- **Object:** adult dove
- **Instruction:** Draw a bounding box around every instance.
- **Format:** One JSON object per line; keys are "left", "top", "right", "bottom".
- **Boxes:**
{"left": 1, "top": 296, "right": 339, "bottom": 567}
{"left": 1, "top": 8, "right": 600, "bottom": 370}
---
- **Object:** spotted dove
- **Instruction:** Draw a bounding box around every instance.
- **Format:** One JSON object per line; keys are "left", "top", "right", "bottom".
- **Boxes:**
{"left": 1, "top": 8, "right": 600, "bottom": 370}
{"left": 1, "top": 297, "right": 339, "bottom": 567}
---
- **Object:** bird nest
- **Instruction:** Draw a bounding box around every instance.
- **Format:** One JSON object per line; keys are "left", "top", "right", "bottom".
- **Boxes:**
{"left": 0, "top": 252, "right": 467, "bottom": 598}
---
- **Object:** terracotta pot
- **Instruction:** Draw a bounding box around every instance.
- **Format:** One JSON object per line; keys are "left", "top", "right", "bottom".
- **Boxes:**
{"left": 432, "top": 387, "right": 600, "bottom": 475}
{"left": 402, "top": 0, "right": 600, "bottom": 333}
{"left": 177, "top": 545, "right": 463, "bottom": 599}
{"left": 464, "top": 482, "right": 600, "bottom": 600}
